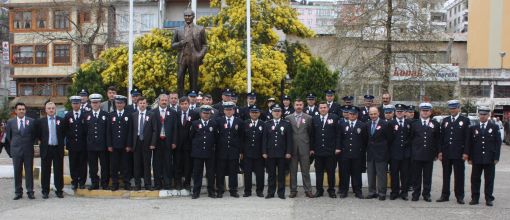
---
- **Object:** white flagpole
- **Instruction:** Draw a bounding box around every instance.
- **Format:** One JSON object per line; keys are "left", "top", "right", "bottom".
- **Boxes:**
{"left": 246, "top": 0, "right": 252, "bottom": 93}
{"left": 128, "top": 0, "right": 134, "bottom": 104}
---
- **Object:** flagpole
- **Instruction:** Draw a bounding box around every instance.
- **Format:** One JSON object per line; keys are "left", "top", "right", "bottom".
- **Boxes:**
{"left": 246, "top": 0, "right": 252, "bottom": 93}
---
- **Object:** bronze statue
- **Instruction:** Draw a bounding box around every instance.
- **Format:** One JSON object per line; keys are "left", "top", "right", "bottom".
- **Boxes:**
{"left": 171, "top": 9, "right": 207, "bottom": 97}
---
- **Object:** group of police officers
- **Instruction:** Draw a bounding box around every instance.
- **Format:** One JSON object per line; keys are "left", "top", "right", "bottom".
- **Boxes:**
{"left": 5, "top": 86, "right": 501, "bottom": 207}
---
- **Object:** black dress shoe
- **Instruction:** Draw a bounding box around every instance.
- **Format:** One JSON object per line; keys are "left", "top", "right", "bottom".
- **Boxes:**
{"left": 278, "top": 194, "right": 286, "bottom": 199}
{"left": 401, "top": 195, "right": 408, "bottom": 201}
{"left": 145, "top": 186, "right": 153, "bottom": 191}
{"left": 339, "top": 193, "right": 347, "bottom": 198}
{"left": 208, "top": 193, "right": 217, "bottom": 198}
{"left": 243, "top": 193, "right": 251, "bottom": 197}
{"left": 265, "top": 194, "right": 274, "bottom": 199}
{"left": 13, "top": 195, "right": 22, "bottom": 200}
{"left": 436, "top": 197, "right": 449, "bottom": 202}
{"left": 111, "top": 185, "right": 120, "bottom": 191}
{"left": 305, "top": 192, "right": 315, "bottom": 198}
{"left": 412, "top": 197, "right": 419, "bottom": 201}
{"left": 42, "top": 194, "right": 49, "bottom": 199}
{"left": 457, "top": 199, "right": 465, "bottom": 204}
{"left": 355, "top": 194, "right": 363, "bottom": 199}
{"left": 102, "top": 185, "right": 110, "bottom": 190}
{"left": 56, "top": 193, "right": 64, "bottom": 198}
{"left": 379, "top": 196, "right": 386, "bottom": 201}
{"left": 469, "top": 200, "right": 479, "bottom": 205}
{"left": 124, "top": 185, "right": 131, "bottom": 191}
{"left": 328, "top": 192, "right": 337, "bottom": 198}
{"left": 365, "top": 194, "right": 378, "bottom": 199}
{"left": 216, "top": 193, "right": 223, "bottom": 198}
{"left": 79, "top": 184, "right": 86, "bottom": 189}
{"left": 314, "top": 191, "right": 324, "bottom": 198}
{"left": 423, "top": 197, "right": 432, "bottom": 202}
{"left": 289, "top": 192, "right": 297, "bottom": 198}
{"left": 28, "top": 193, "right": 35, "bottom": 200}
{"left": 486, "top": 201, "right": 493, "bottom": 206}
{"left": 230, "top": 192, "right": 240, "bottom": 198}
{"left": 191, "top": 194, "right": 199, "bottom": 199}
{"left": 390, "top": 195, "right": 398, "bottom": 200}
{"left": 256, "top": 192, "right": 264, "bottom": 198}
{"left": 88, "top": 185, "right": 99, "bottom": 190}
{"left": 134, "top": 185, "right": 142, "bottom": 191}
{"left": 71, "top": 184, "right": 78, "bottom": 190}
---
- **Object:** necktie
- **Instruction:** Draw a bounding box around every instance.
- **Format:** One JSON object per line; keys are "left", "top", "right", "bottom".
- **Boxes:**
{"left": 481, "top": 123, "right": 485, "bottom": 134}
{"left": 94, "top": 112, "right": 98, "bottom": 118}
{"left": 399, "top": 120, "right": 403, "bottom": 127}
{"left": 20, "top": 119, "right": 25, "bottom": 135}
{"left": 227, "top": 118, "right": 231, "bottom": 128}
{"left": 204, "top": 121, "right": 208, "bottom": 127}
{"left": 296, "top": 115, "right": 301, "bottom": 128}
{"left": 275, "top": 120, "right": 279, "bottom": 127}
{"left": 118, "top": 112, "right": 122, "bottom": 118}
{"left": 139, "top": 113, "right": 145, "bottom": 140}
{"left": 182, "top": 112, "right": 187, "bottom": 126}
{"left": 423, "top": 120, "right": 427, "bottom": 127}
{"left": 49, "top": 117, "right": 57, "bottom": 145}
{"left": 321, "top": 116, "right": 325, "bottom": 127}
{"left": 75, "top": 112, "right": 79, "bottom": 120}
{"left": 350, "top": 122, "right": 354, "bottom": 129}
{"left": 371, "top": 121, "right": 376, "bottom": 135}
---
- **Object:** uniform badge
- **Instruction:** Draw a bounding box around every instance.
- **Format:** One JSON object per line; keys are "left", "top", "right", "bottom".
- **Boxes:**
{"left": 429, "top": 123, "right": 434, "bottom": 128}
{"left": 259, "top": 126, "right": 263, "bottom": 131}
{"left": 102, "top": 115, "right": 106, "bottom": 120}
{"left": 112, "top": 117, "right": 116, "bottom": 122}
{"left": 271, "top": 126, "right": 275, "bottom": 130}
{"left": 459, "top": 121, "right": 463, "bottom": 126}
{"left": 345, "top": 126, "right": 349, "bottom": 131}
{"left": 407, "top": 124, "right": 410, "bottom": 129}
{"left": 327, "top": 119, "right": 333, "bottom": 124}
{"left": 488, "top": 128, "right": 492, "bottom": 133}
{"left": 209, "top": 127, "right": 213, "bottom": 132}
{"left": 315, "top": 112, "right": 319, "bottom": 115}
{"left": 444, "top": 122, "right": 448, "bottom": 128}
{"left": 280, "top": 126, "right": 284, "bottom": 131}
{"left": 475, "top": 129, "right": 479, "bottom": 135}
{"left": 285, "top": 111, "right": 290, "bottom": 115}
{"left": 69, "top": 118, "right": 74, "bottom": 123}
{"left": 224, "top": 123, "right": 228, "bottom": 129}
{"left": 198, "top": 124, "right": 202, "bottom": 129}
{"left": 87, "top": 115, "right": 91, "bottom": 120}
{"left": 280, "top": 126, "right": 285, "bottom": 135}
{"left": 249, "top": 123, "right": 253, "bottom": 128}
{"left": 394, "top": 125, "right": 399, "bottom": 130}
{"left": 146, "top": 116, "right": 150, "bottom": 121}
{"left": 56, "top": 120, "right": 60, "bottom": 125}
{"left": 236, "top": 109, "right": 239, "bottom": 113}
{"left": 357, "top": 128, "right": 361, "bottom": 134}
{"left": 124, "top": 117, "right": 129, "bottom": 121}
{"left": 235, "top": 124, "right": 238, "bottom": 130}
{"left": 376, "top": 125, "right": 381, "bottom": 130}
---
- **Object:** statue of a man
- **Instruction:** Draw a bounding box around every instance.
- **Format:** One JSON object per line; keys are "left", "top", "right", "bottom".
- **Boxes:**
{"left": 171, "top": 9, "right": 207, "bottom": 97}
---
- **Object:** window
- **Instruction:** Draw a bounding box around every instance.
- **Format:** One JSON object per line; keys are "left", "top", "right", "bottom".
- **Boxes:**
{"left": 35, "top": 45, "right": 48, "bottom": 64}
{"left": 425, "top": 85, "right": 455, "bottom": 101}
{"left": 54, "top": 10, "right": 70, "bottom": 29}
{"left": 53, "top": 44, "right": 71, "bottom": 64}
{"left": 394, "top": 85, "right": 420, "bottom": 101}
{"left": 141, "top": 14, "right": 156, "bottom": 31}
{"left": 461, "top": 85, "right": 490, "bottom": 97}
{"left": 80, "top": 11, "right": 91, "bottom": 23}
{"left": 495, "top": 86, "right": 510, "bottom": 98}
{"left": 38, "top": 84, "right": 52, "bottom": 96}
{"left": 118, "top": 14, "right": 129, "bottom": 31}
{"left": 12, "top": 46, "right": 34, "bottom": 64}
{"left": 13, "top": 11, "right": 32, "bottom": 29}
{"left": 35, "top": 10, "right": 48, "bottom": 29}
{"left": 57, "top": 84, "right": 71, "bottom": 96}
{"left": 20, "top": 85, "right": 34, "bottom": 96}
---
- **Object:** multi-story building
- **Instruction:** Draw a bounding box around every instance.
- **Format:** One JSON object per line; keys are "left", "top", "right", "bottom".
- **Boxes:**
{"left": 461, "top": 0, "right": 510, "bottom": 119}
{"left": 445, "top": 0, "right": 468, "bottom": 33}
{"left": 5, "top": 0, "right": 110, "bottom": 117}
{"left": 0, "top": 1, "right": 9, "bottom": 109}
{"left": 291, "top": 0, "right": 337, "bottom": 35}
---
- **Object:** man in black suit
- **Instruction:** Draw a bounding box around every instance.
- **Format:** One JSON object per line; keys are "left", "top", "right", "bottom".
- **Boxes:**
{"left": 305, "top": 94, "right": 319, "bottom": 116}
{"left": 389, "top": 104, "right": 412, "bottom": 200}
{"left": 63, "top": 96, "right": 88, "bottom": 190}
{"left": 188, "top": 91, "right": 200, "bottom": 112}
{"left": 149, "top": 93, "right": 178, "bottom": 190}
{"left": 338, "top": 106, "right": 367, "bottom": 199}
{"left": 311, "top": 101, "right": 340, "bottom": 198}
{"left": 84, "top": 94, "right": 110, "bottom": 190}
{"left": 128, "top": 96, "right": 153, "bottom": 191}
{"left": 107, "top": 95, "right": 133, "bottom": 191}
{"left": 467, "top": 106, "right": 501, "bottom": 206}
{"left": 365, "top": 107, "right": 392, "bottom": 200}
{"left": 36, "top": 101, "right": 65, "bottom": 199}
{"left": 215, "top": 102, "right": 244, "bottom": 198}
{"left": 241, "top": 105, "right": 265, "bottom": 197}
{"left": 190, "top": 105, "right": 217, "bottom": 199}
{"left": 437, "top": 100, "right": 470, "bottom": 204}
{"left": 262, "top": 104, "right": 293, "bottom": 199}
{"left": 174, "top": 96, "right": 199, "bottom": 192}
{"left": 410, "top": 103, "right": 440, "bottom": 202}
{"left": 378, "top": 92, "right": 392, "bottom": 119}
{"left": 5, "top": 102, "right": 37, "bottom": 200}
{"left": 325, "top": 90, "right": 340, "bottom": 117}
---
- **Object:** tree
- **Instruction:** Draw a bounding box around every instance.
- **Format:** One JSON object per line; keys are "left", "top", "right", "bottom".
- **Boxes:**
{"left": 99, "top": 29, "right": 178, "bottom": 100}
{"left": 289, "top": 57, "right": 339, "bottom": 101}
{"left": 197, "top": 0, "right": 314, "bottom": 97}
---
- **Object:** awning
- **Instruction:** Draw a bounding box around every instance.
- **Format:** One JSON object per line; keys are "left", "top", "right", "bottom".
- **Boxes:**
{"left": 9, "top": 96, "right": 49, "bottom": 108}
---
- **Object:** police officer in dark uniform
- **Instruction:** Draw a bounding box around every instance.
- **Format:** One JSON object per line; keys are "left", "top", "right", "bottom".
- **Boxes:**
{"left": 215, "top": 102, "right": 244, "bottom": 198}
{"left": 64, "top": 96, "right": 88, "bottom": 190}
{"left": 79, "top": 89, "right": 92, "bottom": 112}
{"left": 437, "top": 100, "right": 470, "bottom": 204}
{"left": 265, "top": 98, "right": 276, "bottom": 121}
{"left": 382, "top": 104, "right": 395, "bottom": 122}
{"left": 84, "top": 94, "right": 110, "bottom": 190}
{"left": 240, "top": 92, "right": 258, "bottom": 121}
{"left": 241, "top": 105, "right": 265, "bottom": 197}
{"left": 389, "top": 104, "right": 412, "bottom": 200}
{"left": 410, "top": 103, "right": 440, "bottom": 202}
{"left": 305, "top": 94, "right": 319, "bottom": 116}
{"left": 106, "top": 95, "right": 133, "bottom": 191}
{"left": 338, "top": 106, "right": 366, "bottom": 199}
{"left": 213, "top": 88, "right": 232, "bottom": 117}
{"left": 467, "top": 106, "right": 501, "bottom": 206}
{"left": 190, "top": 105, "right": 217, "bottom": 199}
{"left": 282, "top": 95, "right": 295, "bottom": 118}
{"left": 262, "top": 104, "right": 292, "bottom": 199}
{"left": 311, "top": 101, "right": 341, "bottom": 198}
{"left": 342, "top": 96, "right": 354, "bottom": 106}
{"left": 188, "top": 91, "right": 200, "bottom": 112}
{"left": 127, "top": 88, "right": 141, "bottom": 113}
{"left": 360, "top": 95, "right": 374, "bottom": 122}
{"left": 339, "top": 105, "right": 351, "bottom": 124}
{"left": 406, "top": 105, "right": 418, "bottom": 121}
{"left": 325, "top": 90, "right": 340, "bottom": 117}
